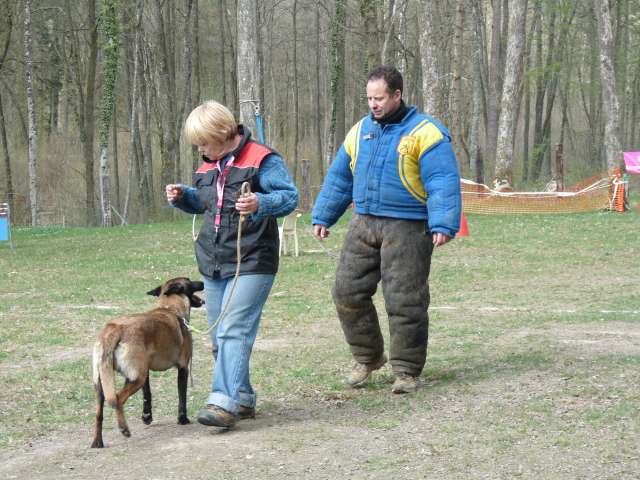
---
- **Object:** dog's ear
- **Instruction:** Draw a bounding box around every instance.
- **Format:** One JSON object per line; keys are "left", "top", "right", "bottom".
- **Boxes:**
{"left": 147, "top": 286, "right": 162, "bottom": 297}
{"left": 190, "top": 281, "right": 205, "bottom": 292}
{"left": 189, "top": 294, "right": 204, "bottom": 308}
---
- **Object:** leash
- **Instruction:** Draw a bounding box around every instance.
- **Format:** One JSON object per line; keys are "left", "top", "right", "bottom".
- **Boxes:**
{"left": 308, "top": 228, "right": 339, "bottom": 259}
{"left": 186, "top": 182, "right": 252, "bottom": 336}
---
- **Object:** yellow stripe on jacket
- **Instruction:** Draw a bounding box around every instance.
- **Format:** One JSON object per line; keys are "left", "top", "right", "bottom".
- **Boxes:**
{"left": 344, "top": 119, "right": 364, "bottom": 173}
{"left": 397, "top": 121, "right": 444, "bottom": 203}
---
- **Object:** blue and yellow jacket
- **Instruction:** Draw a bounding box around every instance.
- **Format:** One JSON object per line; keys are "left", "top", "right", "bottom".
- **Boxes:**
{"left": 312, "top": 107, "right": 461, "bottom": 237}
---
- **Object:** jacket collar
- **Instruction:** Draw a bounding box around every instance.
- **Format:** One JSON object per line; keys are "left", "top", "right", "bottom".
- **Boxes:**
{"left": 371, "top": 100, "right": 409, "bottom": 126}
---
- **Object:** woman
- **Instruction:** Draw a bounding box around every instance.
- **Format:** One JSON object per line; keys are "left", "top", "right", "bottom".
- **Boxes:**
{"left": 166, "top": 100, "right": 298, "bottom": 428}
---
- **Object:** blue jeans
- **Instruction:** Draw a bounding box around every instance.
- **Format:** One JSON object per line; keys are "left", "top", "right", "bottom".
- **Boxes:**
{"left": 203, "top": 273, "right": 275, "bottom": 414}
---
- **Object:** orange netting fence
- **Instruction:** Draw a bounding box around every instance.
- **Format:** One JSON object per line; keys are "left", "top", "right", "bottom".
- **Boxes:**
{"left": 462, "top": 169, "right": 629, "bottom": 214}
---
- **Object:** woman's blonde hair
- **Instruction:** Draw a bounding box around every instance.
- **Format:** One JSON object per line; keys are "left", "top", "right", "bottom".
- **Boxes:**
{"left": 183, "top": 100, "right": 238, "bottom": 146}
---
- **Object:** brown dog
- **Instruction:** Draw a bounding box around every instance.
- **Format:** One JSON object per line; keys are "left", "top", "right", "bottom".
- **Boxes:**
{"left": 91, "top": 277, "right": 204, "bottom": 448}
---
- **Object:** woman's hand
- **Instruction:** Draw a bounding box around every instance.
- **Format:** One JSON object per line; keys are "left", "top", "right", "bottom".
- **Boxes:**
{"left": 165, "top": 184, "right": 183, "bottom": 203}
{"left": 236, "top": 192, "right": 259, "bottom": 215}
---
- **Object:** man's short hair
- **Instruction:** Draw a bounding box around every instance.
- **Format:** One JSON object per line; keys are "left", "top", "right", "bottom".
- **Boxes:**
{"left": 367, "top": 65, "right": 403, "bottom": 95}
{"left": 183, "top": 100, "right": 238, "bottom": 146}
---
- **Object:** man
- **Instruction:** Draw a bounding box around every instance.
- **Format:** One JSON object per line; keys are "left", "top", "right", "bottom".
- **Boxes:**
{"left": 312, "top": 65, "right": 461, "bottom": 394}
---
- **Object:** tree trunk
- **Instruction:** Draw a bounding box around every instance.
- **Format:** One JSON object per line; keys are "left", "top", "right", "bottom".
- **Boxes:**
{"left": 123, "top": 0, "right": 143, "bottom": 224}
{"left": 192, "top": 0, "right": 201, "bottom": 171}
{"left": 24, "top": 0, "right": 38, "bottom": 226}
{"left": 381, "top": 0, "right": 398, "bottom": 65}
{"left": 65, "top": 0, "right": 99, "bottom": 225}
{"left": 522, "top": 6, "right": 539, "bottom": 182}
{"left": 419, "top": 0, "right": 441, "bottom": 118}
{"left": 224, "top": 3, "right": 239, "bottom": 118}
{"left": 85, "top": 3, "right": 98, "bottom": 225}
{"left": 291, "top": 0, "right": 299, "bottom": 181}
{"left": 112, "top": 105, "right": 119, "bottom": 211}
{"left": 0, "top": 4, "right": 13, "bottom": 208}
{"left": 494, "top": 0, "right": 528, "bottom": 190}
{"left": 485, "top": 0, "right": 506, "bottom": 169}
{"left": 469, "top": 0, "right": 485, "bottom": 184}
{"left": 155, "top": 0, "right": 179, "bottom": 191}
{"left": 139, "top": 54, "right": 154, "bottom": 211}
{"left": 218, "top": 0, "right": 227, "bottom": 105}
{"left": 237, "top": 0, "right": 260, "bottom": 132}
{"left": 449, "top": 0, "right": 465, "bottom": 166}
{"left": 531, "top": 2, "right": 556, "bottom": 180}
{"left": 0, "top": 93, "right": 12, "bottom": 207}
{"left": 360, "top": 0, "right": 381, "bottom": 72}
{"left": 97, "top": 0, "right": 120, "bottom": 227}
{"left": 594, "top": 0, "right": 622, "bottom": 170}
{"left": 631, "top": 67, "right": 639, "bottom": 148}
{"left": 314, "top": 2, "right": 324, "bottom": 179}
{"left": 617, "top": 0, "right": 630, "bottom": 145}
{"left": 0, "top": 78, "right": 28, "bottom": 146}
{"left": 395, "top": 0, "right": 408, "bottom": 83}
{"left": 327, "top": 0, "right": 346, "bottom": 166}
{"left": 178, "top": 0, "right": 194, "bottom": 138}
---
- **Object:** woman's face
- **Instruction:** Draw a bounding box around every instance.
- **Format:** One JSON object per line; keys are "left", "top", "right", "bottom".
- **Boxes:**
{"left": 196, "top": 142, "right": 230, "bottom": 162}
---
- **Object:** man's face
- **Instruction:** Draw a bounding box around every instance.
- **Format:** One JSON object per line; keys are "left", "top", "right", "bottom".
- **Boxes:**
{"left": 366, "top": 78, "right": 401, "bottom": 120}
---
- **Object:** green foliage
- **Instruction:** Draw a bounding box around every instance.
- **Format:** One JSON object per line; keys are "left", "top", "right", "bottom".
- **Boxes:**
{"left": 98, "top": 0, "right": 121, "bottom": 147}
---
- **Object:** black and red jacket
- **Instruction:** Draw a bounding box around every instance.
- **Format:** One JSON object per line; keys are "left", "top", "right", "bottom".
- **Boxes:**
{"left": 191, "top": 127, "right": 281, "bottom": 278}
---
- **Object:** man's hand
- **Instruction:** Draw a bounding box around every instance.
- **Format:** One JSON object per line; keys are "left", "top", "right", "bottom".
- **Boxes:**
{"left": 432, "top": 232, "right": 452, "bottom": 246}
{"left": 313, "top": 224, "right": 330, "bottom": 240}
{"left": 165, "top": 184, "right": 183, "bottom": 203}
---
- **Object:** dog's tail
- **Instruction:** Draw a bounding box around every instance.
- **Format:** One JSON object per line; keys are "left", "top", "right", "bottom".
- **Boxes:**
{"left": 93, "top": 327, "right": 121, "bottom": 409}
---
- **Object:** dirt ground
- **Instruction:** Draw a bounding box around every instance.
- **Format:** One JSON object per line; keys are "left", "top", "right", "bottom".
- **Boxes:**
{"left": 2, "top": 322, "right": 639, "bottom": 480}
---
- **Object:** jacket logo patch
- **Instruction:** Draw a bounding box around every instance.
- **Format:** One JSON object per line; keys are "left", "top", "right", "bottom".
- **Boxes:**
{"left": 397, "top": 136, "right": 417, "bottom": 156}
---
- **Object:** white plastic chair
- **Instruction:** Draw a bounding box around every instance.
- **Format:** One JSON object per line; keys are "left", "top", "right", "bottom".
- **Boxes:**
{"left": 278, "top": 211, "right": 302, "bottom": 257}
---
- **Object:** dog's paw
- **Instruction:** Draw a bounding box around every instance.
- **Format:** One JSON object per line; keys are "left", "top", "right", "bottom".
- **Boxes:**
{"left": 119, "top": 426, "right": 131, "bottom": 437}
{"left": 177, "top": 416, "right": 190, "bottom": 425}
{"left": 142, "top": 413, "right": 153, "bottom": 425}
{"left": 90, "top": 439, "right": 104, "bottom": 448}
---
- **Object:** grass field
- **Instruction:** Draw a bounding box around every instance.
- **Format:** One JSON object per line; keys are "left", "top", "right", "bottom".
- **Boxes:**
{"left": 0, "top": 207, "right": 639, "bottom": 479}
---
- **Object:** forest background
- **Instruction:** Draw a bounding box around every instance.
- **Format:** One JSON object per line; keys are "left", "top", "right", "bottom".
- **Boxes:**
{"left": 0, "top": 0, "right": 638, "bottom": 227}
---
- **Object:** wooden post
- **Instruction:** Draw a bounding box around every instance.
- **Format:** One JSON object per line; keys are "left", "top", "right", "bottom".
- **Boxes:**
{"left": 555, "top": 143, "right": 564, "bottom": 192}
{"left": 300, "top": 159, "right": 310, "bottom": 212}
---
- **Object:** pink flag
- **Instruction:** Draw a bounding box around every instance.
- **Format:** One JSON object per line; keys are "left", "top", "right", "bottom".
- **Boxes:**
{"left": 624, "top": 151, "right": 640, "bottom": 174}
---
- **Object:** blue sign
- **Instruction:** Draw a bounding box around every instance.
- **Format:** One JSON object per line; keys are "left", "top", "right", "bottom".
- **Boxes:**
{"left": 0, "top": 216, "right": 8, "bottom": 241}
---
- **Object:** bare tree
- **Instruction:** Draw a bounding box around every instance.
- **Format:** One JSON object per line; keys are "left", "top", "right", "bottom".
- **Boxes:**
{"left": 98, "top": 0, "right": 121, "bottom": 227}
{"left": 360, "top": 0, "right": 381, "bottom": 72}
{"left": 291, "top": 0, "right": 300, "bottom": 181}
{"left": 594, "top": 0, "right": 622, "bottom": 170}
{"left": 326, "top": 0, "right": 346, "bottom": 166}
{"left": 0, "top": 0, "right": 13, "bottom": 207}
{"left": 469, "top": 0, "right": 486, "bottom": 184}
{"left": 494, "top": 0, "right": 528, "bottom": 190}
{"left": 449, "top": 0, "right": 466, "bottom": 166}
{"left": 485, "top": 0, "right": 507, "bottom": 170}
{"left": 24, "top": 0, "right": 38, "bottom": 226}
{"left": 65, "top": 0, "right": 98, "bottom": 225}
{"left": 419, "top": 0, "right": 441, "bottom": 118}
{"left": 123, "top": 0, "right": 144, "bottom": 224}
{"left": 237, "top": 0, "right": 260, "bottom": 132}
{"left": 154, "top": 0, "right": 179, "bottom": 190}
{"left": 314, "top": 1, "right": 324, "bottom": 178}
{"left": 381, "top": 0, "right": 395, "bottom": 64}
